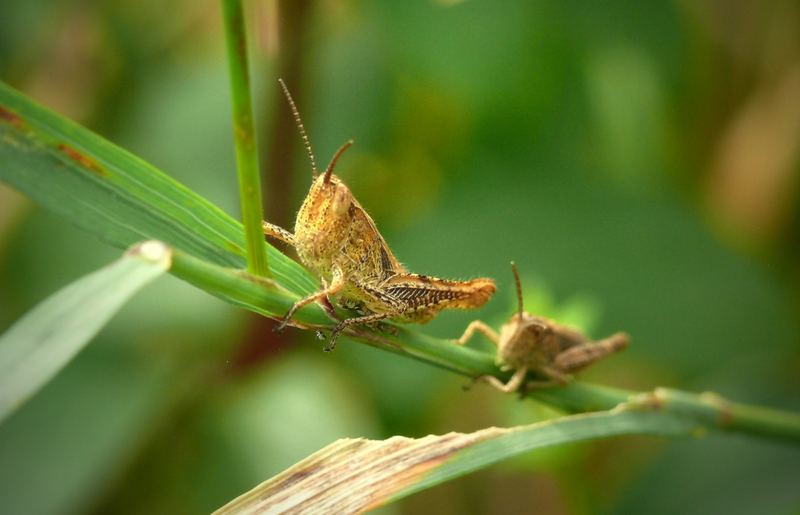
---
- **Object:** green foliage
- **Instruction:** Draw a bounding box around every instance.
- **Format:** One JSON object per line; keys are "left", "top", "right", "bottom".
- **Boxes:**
{"left": 2, "top": 79, "right": 799, "bottom": 511}
{"left": 1, "top": 1, "right": 799, "bottom": 513}
{"left": 0, "top": 81, "right": 316, "bottom": 297}
{"left": 0, "top": 241, "right": 170, "bottom": 422}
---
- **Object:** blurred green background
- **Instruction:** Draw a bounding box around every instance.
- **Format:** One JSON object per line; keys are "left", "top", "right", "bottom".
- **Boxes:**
{"left": 1, "top": 1, "right": 799, "bottom": 514}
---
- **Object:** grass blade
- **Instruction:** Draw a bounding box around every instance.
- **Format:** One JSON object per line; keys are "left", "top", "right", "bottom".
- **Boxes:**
{"left": 0, "top": 81, "right": 315, "bottom": 297}
{"left": 215, "top": 408, "right": 695, "bottom": 514}
{"left": 0, "top": 241, "right": 171, "bottom": 423}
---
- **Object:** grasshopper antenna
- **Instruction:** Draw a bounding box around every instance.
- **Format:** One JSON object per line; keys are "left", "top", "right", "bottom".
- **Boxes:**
{"left": 324, "top": 139, "right": 354, "bottom": 184}
{"left": 278, "top": 78, "right": 318, "bottom": 178}
{"left": 511, "top": 261, "right": 524, "bottom": 317}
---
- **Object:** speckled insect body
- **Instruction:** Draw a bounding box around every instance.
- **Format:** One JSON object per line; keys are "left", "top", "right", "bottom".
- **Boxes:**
{"left": 263, "top": 81, "right": 496, "bottom": 351}
{"left": 456, "top": 263, "right": 628, "bottom": 392}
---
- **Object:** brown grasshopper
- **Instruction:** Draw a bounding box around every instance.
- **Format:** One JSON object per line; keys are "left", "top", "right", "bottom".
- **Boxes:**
{"left": 456, "top": 262, "right": 628, "bottom": 392}
{"left": 263, "top": 80, "right": 496, "bottom": 351}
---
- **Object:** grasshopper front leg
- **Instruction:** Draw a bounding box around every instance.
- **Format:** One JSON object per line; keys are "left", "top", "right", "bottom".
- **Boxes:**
{"left": 263, "top": 221, "right": 296, "bottom": 246}
{"left": 276, "top": 267, "right": 345, "bottom": 331}
{"left": 456, "top": 320, "right": 500, "bottom": 346}
{"left": 479, "top": 367, "right": 528, "bottom": 393}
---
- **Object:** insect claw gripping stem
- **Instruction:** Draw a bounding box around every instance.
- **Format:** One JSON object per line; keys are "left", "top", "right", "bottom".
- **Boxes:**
{"left": 324, "top": 322, "right": 350, "bottom": 352}
{"left": 273, "top": 316, "right": 291, "bottom": 333}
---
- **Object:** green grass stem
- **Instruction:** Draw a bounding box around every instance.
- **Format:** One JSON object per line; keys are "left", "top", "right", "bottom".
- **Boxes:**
{"left": 221, "top": 0, "right": 269, "bottom": 276}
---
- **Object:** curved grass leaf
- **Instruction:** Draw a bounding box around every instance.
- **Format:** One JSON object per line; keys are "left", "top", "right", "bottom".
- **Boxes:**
{"left": 0, "top": 81, "right": 315, "bottom": 297}
{"left": 215, "top": 408, "right": 695, "bottom": 514}
{"left": 0, "top": 241, "right": 171, "bottom": 423}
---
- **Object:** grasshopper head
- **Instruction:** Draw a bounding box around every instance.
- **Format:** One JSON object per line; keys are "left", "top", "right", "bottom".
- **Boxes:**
{"left": 306, "top": 170, "right": 354, "bottom": 221}
{"left": 302, "top": 139, "right": 356, "bottom": 219}
{"left": 499, "top": 314, "right": 554, "bottom": 368}
{"left": 498, "top": 262, "right": 550, "bottom": 366}
{"left": 293, "top": 141, "right": 359, "bottom": 269}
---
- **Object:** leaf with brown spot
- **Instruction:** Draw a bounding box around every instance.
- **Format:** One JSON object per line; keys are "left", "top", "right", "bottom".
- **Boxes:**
{"left": 0, "top": 105, "right": 25, "bottom": 130}
{"left": 0, "top": 80, "right": 318, "bottom": 298}
{"left": 56, "top": 142, "right": 108, "bottom": 176}
{"left": 215, "top": 409, "right": 694, "bottom": 514}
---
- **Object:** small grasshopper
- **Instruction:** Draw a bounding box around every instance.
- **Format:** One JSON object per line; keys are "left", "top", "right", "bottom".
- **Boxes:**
{"left": 456, "top": 262, "right": 629, "bottom": 392}
{"left": 263, "top": 80, "right": 496, "bottom": 351}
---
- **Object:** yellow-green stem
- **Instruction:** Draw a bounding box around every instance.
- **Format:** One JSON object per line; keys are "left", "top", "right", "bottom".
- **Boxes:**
{"left": 221, "top": 0, "right": 269, "bottom": 276}
{"left": 167, "top": 249, "right": 800, "bottom": 446}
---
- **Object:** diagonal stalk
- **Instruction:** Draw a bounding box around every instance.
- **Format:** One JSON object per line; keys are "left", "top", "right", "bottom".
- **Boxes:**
{"left": 168, "top": 248, "right": 800, "bottom": 445}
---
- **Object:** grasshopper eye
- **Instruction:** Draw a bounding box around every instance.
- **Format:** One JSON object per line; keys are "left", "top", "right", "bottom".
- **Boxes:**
{"left": 524, "top": 322, "right": 549, "bottom": 340}
{"left": 331, "top": 185, "right": 351, "bottom": 216}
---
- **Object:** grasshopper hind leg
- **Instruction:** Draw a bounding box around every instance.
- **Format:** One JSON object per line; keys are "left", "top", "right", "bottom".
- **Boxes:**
{"left": 553, "top": 332, "right": 629, "bottom": 373}
{"left": 456, "top": 320, "right": 500, "bottom": 346}
{"left": 368, "top": 321, "right": 399, "bottom": 336}
{"left": 325, "top": 311, "right": 395, "bottom": 352}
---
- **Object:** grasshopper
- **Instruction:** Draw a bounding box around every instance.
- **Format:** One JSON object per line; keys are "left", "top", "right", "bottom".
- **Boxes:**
{"left": 456, "top": 262, "right": 629, "bottom": 392}
{"left": 263, "top": 80, "right": 496, "bottom": 351}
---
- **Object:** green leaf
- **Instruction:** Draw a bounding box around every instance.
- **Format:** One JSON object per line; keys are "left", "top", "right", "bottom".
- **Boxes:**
{"left": 0, "top": 80, "right": 315, "bottom": 297}
{"left": 0, "top": 241, "right": 170, "bottom": 423}
{"left": 215, "top": 408, "right": 695, "bottom": 514}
